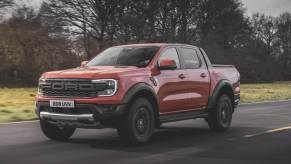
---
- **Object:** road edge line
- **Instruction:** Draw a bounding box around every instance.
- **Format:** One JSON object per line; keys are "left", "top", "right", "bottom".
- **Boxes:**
{"left": 0, "top": 120, "right": 39, "bottom": 125}
{"left": 240, "top": 99, "right": 291, "bottom": 106}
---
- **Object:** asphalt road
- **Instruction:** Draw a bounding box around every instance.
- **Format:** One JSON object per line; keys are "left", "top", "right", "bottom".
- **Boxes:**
{"left": 1, "top": 101, "right": 291, "bottom": 164}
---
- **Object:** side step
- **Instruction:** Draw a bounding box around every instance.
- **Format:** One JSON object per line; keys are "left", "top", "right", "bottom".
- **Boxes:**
{"left": 159, "top": 110, "right": 208, "bottom": 123}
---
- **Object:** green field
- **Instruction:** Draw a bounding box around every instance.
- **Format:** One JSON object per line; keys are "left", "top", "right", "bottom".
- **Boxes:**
{"left": 0, "top": 88, "right": 37, "bottom": 123}
{"left": 240, "top": 81, "right": 291, "bottom": 103}
{"left": 1, "top": 82, "right": 291, "bottom": 123}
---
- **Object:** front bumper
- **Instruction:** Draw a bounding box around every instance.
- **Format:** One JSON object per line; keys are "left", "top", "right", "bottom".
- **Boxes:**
{"left": 40, "top": 112, "right": 94, "bottom": 122}
{"left": 36, "top": 101, "right": 127, "bottom": 128}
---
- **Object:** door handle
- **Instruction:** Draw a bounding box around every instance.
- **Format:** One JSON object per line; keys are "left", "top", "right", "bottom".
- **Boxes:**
{"left": 179, "top": 74, "right": 186, "bottom": 79}
{"left": 200, "top": 73, "right": 207, "bottom": 78}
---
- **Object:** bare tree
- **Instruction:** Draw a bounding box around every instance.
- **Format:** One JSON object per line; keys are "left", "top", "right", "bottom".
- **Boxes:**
{"left": 276, "top": 12, "right": 291, "bottom": 74}
{"left": 43, "top": 0, "right": 123, "bottom": 59}
{"left": 0, "top": 0, "right": 14, "bottom": 18}
{"left": 252, "top": 13, "right": 277, "bottom": 56}
{"left": 0, "top": 0, "right": 13, "bottom": 9}
{"left": 0, "top": 5, "right": 80, "bottom": 85}
{"left": 197, "top": 0, "right": 250, "bottom": 49}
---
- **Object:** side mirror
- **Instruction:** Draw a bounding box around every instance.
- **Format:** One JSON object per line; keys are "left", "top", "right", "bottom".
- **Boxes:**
{"left": 158, "top": 58, "right": 177, "bottom": 70}
{"left": 81, "top": 61, "right": 88, "bottom": 67}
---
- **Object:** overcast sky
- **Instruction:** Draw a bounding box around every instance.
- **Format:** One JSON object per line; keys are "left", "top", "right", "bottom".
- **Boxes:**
{"left": 15, "top": 0, "right": 291, "bottom": 17}
{"left": 242, "top": 0, "right": 291, "bottom": 16}
{"left": 16, "top": 0, "right": 43, "bottom": 9}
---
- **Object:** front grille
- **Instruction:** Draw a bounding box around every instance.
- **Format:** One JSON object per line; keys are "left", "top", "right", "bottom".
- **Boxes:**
{"left": 39, "top": 78, "right": 107, "bottom": 98}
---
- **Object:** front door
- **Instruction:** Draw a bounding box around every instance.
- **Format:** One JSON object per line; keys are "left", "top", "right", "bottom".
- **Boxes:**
{"left": 156, "top": 47, "right": 190, "bottom": 114}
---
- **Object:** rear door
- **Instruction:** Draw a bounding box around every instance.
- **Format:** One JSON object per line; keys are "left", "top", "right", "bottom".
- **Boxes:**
{"left": 177, "top": 47, "right": 211, "bottom": 109}
{"left": 156, "top": 47, "right": 191, "bottom": 114}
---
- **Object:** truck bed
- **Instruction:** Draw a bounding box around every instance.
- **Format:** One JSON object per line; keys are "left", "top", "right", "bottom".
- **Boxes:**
{"left": 208, "top": 64, "right": 240, "bottom": 97}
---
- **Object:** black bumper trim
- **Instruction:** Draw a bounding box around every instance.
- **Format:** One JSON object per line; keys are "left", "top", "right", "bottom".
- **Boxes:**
{"left": 36, "top": 101, "right": 127, "bottom": 121}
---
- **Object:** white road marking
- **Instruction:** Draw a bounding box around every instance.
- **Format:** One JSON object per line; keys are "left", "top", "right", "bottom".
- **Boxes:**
{"left": 243, "top": 126, "right": 291, "bottom": 138}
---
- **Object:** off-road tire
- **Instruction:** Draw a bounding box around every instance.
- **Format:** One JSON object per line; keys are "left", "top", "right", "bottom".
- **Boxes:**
{"left": 207, "top": 94, "right": 233, "bottom": 131}
{"left": 117, "top": 98, "right": 155, "bottom": 145}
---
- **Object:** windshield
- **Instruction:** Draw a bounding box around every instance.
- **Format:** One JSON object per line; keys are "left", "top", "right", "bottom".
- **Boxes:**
{"left": 87, "top": 46, "right": 160, "bottom": 67}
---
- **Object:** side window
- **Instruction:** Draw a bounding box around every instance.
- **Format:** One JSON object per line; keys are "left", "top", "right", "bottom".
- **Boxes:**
{"left": 159, "top": 48, "right": 181, "bottom": 69}
{"left": 179, "top": 48, "right": 201, "bottom": 69}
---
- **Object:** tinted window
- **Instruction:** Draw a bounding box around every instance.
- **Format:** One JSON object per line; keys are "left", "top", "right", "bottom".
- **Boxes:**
{"left": 87, "top": 47, "right": 159, "bottom": 67}
{"left": 159, "top": 48, "right": 180, "bottom": 69}
{"left": 179, "top": 48, "right": 201, "bottom": 69}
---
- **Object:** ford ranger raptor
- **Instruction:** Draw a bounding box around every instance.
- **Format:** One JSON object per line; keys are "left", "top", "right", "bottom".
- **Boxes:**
{"left": 36, "top": 43, "right": 240, "bottom": 144}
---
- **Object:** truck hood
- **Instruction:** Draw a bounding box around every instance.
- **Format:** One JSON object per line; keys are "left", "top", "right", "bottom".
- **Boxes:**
{"left": 42, "top": 66, "right": 146, "bottom": 79}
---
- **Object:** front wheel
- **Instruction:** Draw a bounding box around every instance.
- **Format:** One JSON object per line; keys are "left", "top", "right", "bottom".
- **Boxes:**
{"left": 117, "top": 98, "right": 155, "bottom": 145}
{"left": 40, "top": 120, "right": 75, "bottom": 141}
{"left": 207, "top": 94, "right": 233, "bottom": 131}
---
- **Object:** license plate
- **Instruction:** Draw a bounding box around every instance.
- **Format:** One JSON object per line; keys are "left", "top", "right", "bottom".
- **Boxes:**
{"left": 49, "top": 100, "right": 75, "bottom": 108}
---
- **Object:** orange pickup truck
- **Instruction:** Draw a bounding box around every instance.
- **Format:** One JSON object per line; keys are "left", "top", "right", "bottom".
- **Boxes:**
{"left": 36, "top": 43, "right": 240, "bottom": 144}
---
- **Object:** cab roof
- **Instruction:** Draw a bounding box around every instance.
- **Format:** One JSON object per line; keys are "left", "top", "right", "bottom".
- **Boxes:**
{"left": 114, "top": 43, "right": 199, "bottom": 49}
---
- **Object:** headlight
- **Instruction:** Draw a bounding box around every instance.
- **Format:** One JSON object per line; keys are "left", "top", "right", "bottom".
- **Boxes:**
{"left": 91, "top": 79, "right": 118, "bottom": 96}
{"left": 39, "top": 78, "right": 46, "bottom": 84}
{"left": 38, "top": 78, "right": 46, "bottom": 94}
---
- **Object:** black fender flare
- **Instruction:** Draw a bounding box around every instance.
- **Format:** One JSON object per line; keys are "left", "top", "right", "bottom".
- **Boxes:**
{"left": 121, "top": 83, "right": 158, "bottom": 104}
{"left": 207, "top": 80, "right": 234, "bottom": 110}
{"left": 120, "top": 83, "right": 160, "bottom": 124}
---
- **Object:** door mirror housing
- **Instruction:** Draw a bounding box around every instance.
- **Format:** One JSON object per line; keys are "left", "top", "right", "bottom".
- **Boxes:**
{"left": 158, "top": 58, "right": 177, "bottom": 70}
{"left": 81, "top": 61, "right": 88, "bottom": 67}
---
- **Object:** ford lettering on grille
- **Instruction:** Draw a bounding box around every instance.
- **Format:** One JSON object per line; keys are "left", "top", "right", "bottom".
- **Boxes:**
{"left": 39, "top": 79, "right": 107, "bottom": 98}
{"left": 49, "top": 82, "right": 95, "bottom": 91}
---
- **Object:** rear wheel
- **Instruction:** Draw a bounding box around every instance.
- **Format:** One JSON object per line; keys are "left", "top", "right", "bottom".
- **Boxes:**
{"left": 40, "top": 120, "right": 75, "bottom": 141}
{"left": 207, "top": 94, "right": 233, "bottom": 131}
{"left": 117, "top": 98, "right": 155, "bottom": 145}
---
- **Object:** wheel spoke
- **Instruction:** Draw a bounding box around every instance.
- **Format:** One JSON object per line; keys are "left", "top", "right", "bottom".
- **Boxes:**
{"left": 135, "top": 107, "right": 150, "bottom": 135}
{"left": 220, "top": 101, "right": 230, "bottom": 124}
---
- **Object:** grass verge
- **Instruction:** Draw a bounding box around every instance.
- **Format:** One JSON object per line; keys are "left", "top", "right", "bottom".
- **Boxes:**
{"left": 240, "top": 81, "right": 291, "bottom": 103}
{"left": 0, "top": 88, "right": 37, "bottom": 123}
{"left": 0, "top": 81, "right": 291, "bottom": 123}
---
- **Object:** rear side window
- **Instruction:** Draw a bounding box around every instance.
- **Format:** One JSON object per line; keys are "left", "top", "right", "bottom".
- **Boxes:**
{"left": 159, "top": 48, "right": 181, "bottom": 69}
{"left": 178, "top": 48, "right": 201, "bottom": 69}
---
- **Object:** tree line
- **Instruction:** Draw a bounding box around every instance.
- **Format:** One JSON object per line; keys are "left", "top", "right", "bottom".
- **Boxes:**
{"left": 0, "top": 0, "right": 291, "bottom": 86}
